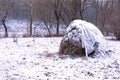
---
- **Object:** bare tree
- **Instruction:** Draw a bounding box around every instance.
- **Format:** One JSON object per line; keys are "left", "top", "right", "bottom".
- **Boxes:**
{"left": 36, "top": 0, "right": 52, "bottom": 36}
{"left": 29, "top": 0, "right": 33, "bottom": 37}
{"left": 17, "top": 0, "right": 34, "bottom": 37}
{"left": 0, "top": 0, "right": 13, "bottom": 37}
{"left": 61, "top": 0, "right": 94, "bottom": 26}
{"left": 78, "top": 0, "right": 94, "bottom": 20}
{"left": 51, "top": 0, "right": 63, "bottom": 35}
{"left": 61, "top": 0, "right": 79, "bottom": 25}
{"left": 94, "top": 0, "right": 113, "bottom": 34}
{"left": 109, "top": 0, "right": 120, "bottom": 39}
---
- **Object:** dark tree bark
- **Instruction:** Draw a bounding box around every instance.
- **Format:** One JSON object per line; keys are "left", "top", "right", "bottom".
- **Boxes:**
{"left": 0, "top": 2, "right": 12, "bottom": 37}
{"left": 52, "top": 0, "right": 62, "bottom": 36}
{"left": 1, "top": 18, "right": 8, "bottom": 37}
{"left": 42, "top": 18, "right": 51, "bottom": 36}
{"left": 29, "top": 10, "right": 33, "bottom": 36}
{"left": 29, "top": 0, "right": 33, "bottom": 37}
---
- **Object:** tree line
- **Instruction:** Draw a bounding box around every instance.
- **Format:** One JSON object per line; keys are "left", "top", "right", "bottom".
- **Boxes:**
{"left": 0, "top": 0, "right": 120, "bottom": 39}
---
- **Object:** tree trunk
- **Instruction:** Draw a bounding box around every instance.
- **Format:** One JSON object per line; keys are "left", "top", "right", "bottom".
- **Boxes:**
{"left": 52, "top": 0, "right": 62, "bottom": 36}
{"left": 1, "top": 19, "right": 8, "bottom": 37}
{"left": 95, "top": 0, "right": 99, "bottom": 26}
{"left": 0, "top": 1, "right": 13, "bottom": 37}
{"left": 79, "top": 0, "right": 84, "bottom": 20}
{"left": 80, "top": 12, "right": 84, "bottom": 20}
{"left": 29, "top": 14, "right": 32, "bottom": 37}
{"left": 29, "top": 0, "right": 33, "bottom": 37}
{"left": 56, "top": 19, "right": 59, "bottom": 36}
{"left": 54, "top": 10, "right": 60, "bottom": 36}
{"left": 42, "top": 18, "right": 51, "bottom": 36}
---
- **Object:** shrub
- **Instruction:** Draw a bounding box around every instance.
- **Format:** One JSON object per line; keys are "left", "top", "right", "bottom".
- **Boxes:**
{"left": 114, "top": 31, "right": 120, "bottom": 40}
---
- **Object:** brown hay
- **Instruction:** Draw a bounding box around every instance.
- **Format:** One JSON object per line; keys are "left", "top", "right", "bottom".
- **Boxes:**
{"left": 59, "top": 38, "right": 85, "bottom": 57}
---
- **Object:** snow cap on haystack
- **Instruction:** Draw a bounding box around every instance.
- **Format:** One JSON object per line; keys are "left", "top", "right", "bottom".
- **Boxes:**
{"left": 66, "top": 19, "right": 106, "bottom": 55}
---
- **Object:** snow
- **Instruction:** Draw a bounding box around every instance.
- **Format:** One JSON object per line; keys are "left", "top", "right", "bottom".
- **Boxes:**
{"left": 66, "top": 20, "right": 106, "bottom": 54}
{"left": 0, "top": 37, "right": 120, "bottom": 80}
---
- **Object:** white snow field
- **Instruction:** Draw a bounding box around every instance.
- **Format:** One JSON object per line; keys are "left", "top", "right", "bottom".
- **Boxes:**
{"left": 0, "top": 37, "right": 120, "bottom": 80}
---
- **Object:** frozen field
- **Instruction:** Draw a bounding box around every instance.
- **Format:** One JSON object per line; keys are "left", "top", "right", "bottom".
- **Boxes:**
{"left": 0, "top": 37, "right": 120, "bottom": 80}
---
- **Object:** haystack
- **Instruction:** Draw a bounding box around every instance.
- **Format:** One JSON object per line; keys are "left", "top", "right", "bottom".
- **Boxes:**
{"left": 59, "top": 20, "right": 106, "bottom": 57}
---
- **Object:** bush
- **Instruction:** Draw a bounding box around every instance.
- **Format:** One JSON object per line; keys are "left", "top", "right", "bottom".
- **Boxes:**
{"left": 114, "top": 31, "right": 120, "bottom": 40}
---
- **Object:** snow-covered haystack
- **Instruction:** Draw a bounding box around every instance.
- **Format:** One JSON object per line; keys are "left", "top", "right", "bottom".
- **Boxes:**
{"left": 59, "top": 20, "right": 107, "bottom": 57}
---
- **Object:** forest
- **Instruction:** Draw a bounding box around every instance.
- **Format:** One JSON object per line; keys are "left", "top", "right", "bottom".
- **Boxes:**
{"left": 0, "top": 0, "right": 120, "bottom": 39}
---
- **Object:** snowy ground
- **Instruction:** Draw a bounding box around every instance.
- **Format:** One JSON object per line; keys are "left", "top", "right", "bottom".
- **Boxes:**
{"left": 0, "top": 37, "right": 120, "bottom": 80}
